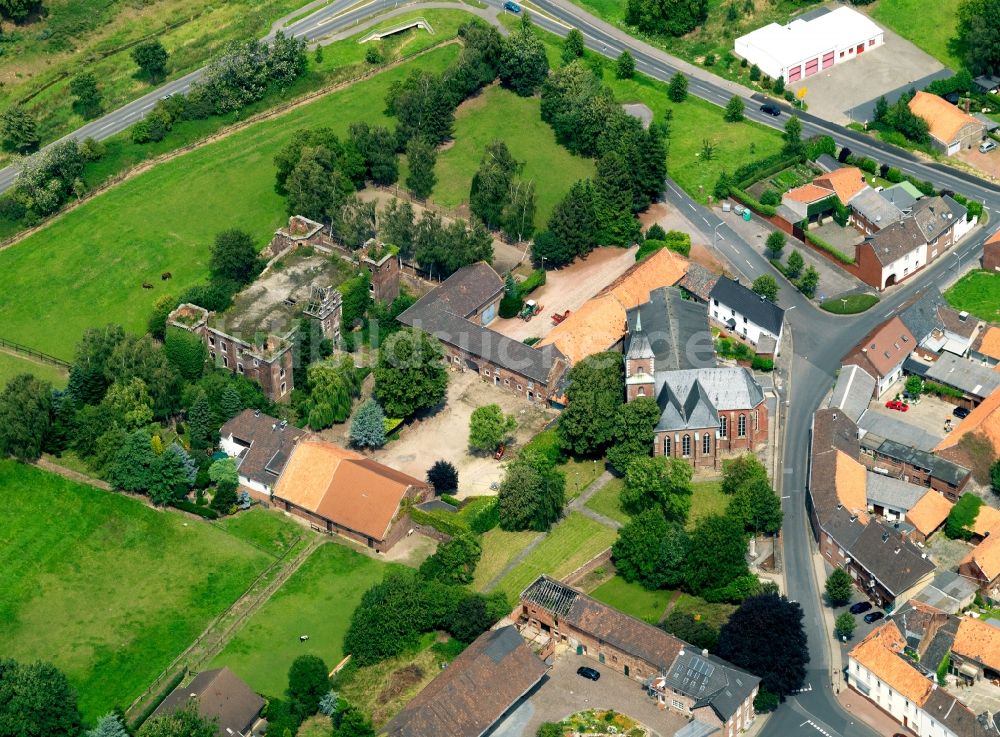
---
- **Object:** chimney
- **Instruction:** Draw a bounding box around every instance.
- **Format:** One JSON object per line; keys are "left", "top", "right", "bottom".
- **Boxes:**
{"left": 963, "top": 97, "right": 971, "bottom": 114}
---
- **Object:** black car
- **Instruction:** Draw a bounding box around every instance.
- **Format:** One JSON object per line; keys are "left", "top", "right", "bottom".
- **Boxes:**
{"left": 850, "top": 601, "right": 872, "bottom": 615}
{"left": 760, "top": 102, "right": 781, "bottom": 117}
{"left": 576, "top": 666, "right": 600, "bottom": 681}
{"left": 864, "top": 611, "right": 885, "bottom": 624}
{"left": 953, "top": 406, "right": 971, "bottom": 419}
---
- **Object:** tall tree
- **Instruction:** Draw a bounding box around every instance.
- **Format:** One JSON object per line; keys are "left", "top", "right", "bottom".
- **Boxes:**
{"left": 108, "top": 430, "right": 157, "bottom": 493}
{"left": 497, "top": 451, "right": 566, "bottom": 531}
{"left": 501, "top": 178, "right": 537, "bottom": 242}
{"left": 287, "top": 655, "right": 330, "bottom": 719}
{"left": 419, "top": 534, "right": 481, "bottom": 584}
{"left": 766, "top": 230, "right": 786, "bottom": 257}
{"left": 562, "top": 28, "right": 586, "bottom": 63}
{"left": 0, "top": 659, "right": 83, "bottom": 737}
{"left": 621, "top": 455, "right": 694, "bottom": 523}
{"left": 0, "top": 106, "right": 40, "bottom": 153}
{"left": 0, "top": 0, "right": 40, "bottom": 20}
{"left": 0, "top": 374, "right": 52, "bottom": 461}
{"left": 835, "top": 611, "right": 856, "bottom": 640}
{"left": 210, "top": 228, "right": 259, "bottom": 285}
{"left": 557, "top": 351, "right": 624, "bottom": 456}
{"left": 70, "top": 73, "right": 103, "bottom": 119}
{"left": 373, "top": 328, "right": 448, "bottom": 418}
{"left": 720, "top": 454, "right": 769, "bottom": 496}
{"left": 724, "top": 95, "right": 745, "bottom": 122}
{"left": 612, "top": 510, "right": 688, "bottom": 589}
{"left": 132, "top": 40, "right": 169, "bottom": 82}
{"left": 468, "top": 403, "right": 517, "bottom": 452}
{"left": 498, "top": 18, "right": 549, "bottom": 96}
{"left": 798, "top": 265, "right": 819, "bottom": 297}
{"left": 285, "top": 147, "right": 352, "bottom": 222}
{"left": 716, "top": 593, "right": 809, "bottom": 696}
{"left": 470, "top": 140, "right": 519, "bottom": 228}
{"left": 751, "top": 274, "right": 779, "bottom": 302}
{"left": 683, "top": 514, "right": 750, "bottom": 596}
{"left": 102, "top": 377, "right": 154, "bottom": 430}
{"left": 349, "top": 399, "right": 387, "bottom": 449}
{"left": 727, "top": 477, "right": 783, "bottom": 534}
{"left": 616, "top": 50, "right": 636, "bottom": 79}
{"left": 668, "top": 72, "right": 688, "bottom": 102}
{"left": 593, "top": 152, "right": 641, "bottom": 244}
{"left": 348, "top": 121, "right": 399, "bottom": 185}
{"left": 545, "top": 179, "right": 597, "bottom": 264}
{"left": 405, "top": 137, "right": 437, "bottom": 199}
{"left": 380, "top": 198, "right": 415, "bottom": 255}
{"left": 188, "top": 392, "right": 215, "bottom": 451}
{"left": 386, "top": 70, "right": 454, "bottom": 146}
{"left": 957, "top": 0, "right": 1000, "bottom": 75}
{"left": 786, "top": 249, "right": 804, "bottom": 278}
{"left": 148, "top": 444, "right": 193, "bottom": 505}
{"left": 783, "top": 115, "right": 804, "bottom": 156}
{"left": 606, "top": 397, "right": 660, "bottom": 472}
{"left": 825, "top": 567, "right": 854, "bottom": 606}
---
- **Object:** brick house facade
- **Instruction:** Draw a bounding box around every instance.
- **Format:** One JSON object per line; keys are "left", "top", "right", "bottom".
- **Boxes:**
{"left": 517, "top": 577, "right": 759, "bottom": 737}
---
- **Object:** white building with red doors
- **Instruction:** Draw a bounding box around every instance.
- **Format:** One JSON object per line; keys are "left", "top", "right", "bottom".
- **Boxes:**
{"left": 735, "top": 6, "right": 884, "bottom": 83}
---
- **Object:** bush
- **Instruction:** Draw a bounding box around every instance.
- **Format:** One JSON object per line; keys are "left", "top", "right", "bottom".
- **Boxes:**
{"left": 517, "top": 269, "right": 546, "bottom": 298}
{"left": 499, "top": 293, "right": 523, "bottom": 318}
{"left": 751, "top": 356, "right": 774, "bottom": 371}
{"left": 733, "top": 152, "right": 803, "bottom": 189}
{"left": 171, "top": 500, "right": 220, "bottom": 519}
{"left": 645, "top": 223, "right": 667, "bottom": 241}
{"left": 759, "top": 189, "right": 780, "bottom": 206}
{"left": 945, "top": 493, "right": 983, "bottom": 540}
{"left": 885, "top": 167, "right": 904, "bottom": 183}
{"left": 519, "top": 428, "right": 564, "bottom": 465}
{"left": 469, "top": 497, "right": 500, "bottom": 533}
{"left": 858, "top": 157, "right": 878, "bottom": 174}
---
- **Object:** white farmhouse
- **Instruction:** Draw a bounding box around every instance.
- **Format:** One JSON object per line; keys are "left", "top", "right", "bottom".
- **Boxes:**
{"left": 734, "top": 6, "right": 884, "bottom": 83}
{"left": 219, "top": 409, "right": 308, "bottom": 500}
{"left": 709, "top": 276, "right": 784, "bottom": 353}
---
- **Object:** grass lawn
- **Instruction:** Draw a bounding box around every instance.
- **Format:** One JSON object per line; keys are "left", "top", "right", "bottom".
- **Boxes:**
{"left": 0, "top": 351, "right": 68, "bottom": 389}
{"left": 560, "top": 456, "right": 605, "bottom": 501}
{"left": 871, "top": 0, "right": 962, "bottom": 69}
{"left": 431, "top": 84, "right": 595, "bottom": 227}
{"left": 821, "top": 294, "right": 881, "bottom": 314}
{"left": 214, "top": 507, "right": 304, "bottom": 556}
{"left": 494, "top": 512, "right": 617, "bottom": 599}
{"left": 210, "top": 542, "right": 399, "bottom": 698}
{"left": 584, "top": 478, "right": 730, "bottom": 530}
{"left": 472, "top": 527, "right": 540, "bottom": 591}
{"left": 589, "top": 576, "right": 673, "bottom": 624}
{"left": 0, "top": 44, "right": 460, "bottom": 360}
{"left": 670, "top": 592, "right": 736, "bottom": 631}
{"left": 0, "top": 460, "right": 272, "bottom": 720}
{"left": 944, "top": 270, "right": 1000, "bottom": 320}
{"left": 584, "top": 477, "right": 629, "bottom": 525}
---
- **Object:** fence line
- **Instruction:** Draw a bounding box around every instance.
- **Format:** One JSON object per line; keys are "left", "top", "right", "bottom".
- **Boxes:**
{"left": 0, "top": 337, "right": 70, "bottom": 368}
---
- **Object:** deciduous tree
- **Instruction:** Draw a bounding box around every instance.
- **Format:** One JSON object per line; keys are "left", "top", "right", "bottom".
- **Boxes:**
{"left": 470, "top": 139, "right": 519, "bottom": 228}
{"left": 138, "top": 703, "right": 216, "bottom": 737}
{"left": 826, "top": 567, "right": 854, "bottom": 606}
{"left": 751, "top": 274, "right": 779, "bottom": 302}
{"left": 557, "top": 352, "right": 624, "bottom": 456}
{"left": 624, "top": 0, "right": 707, "bottom": 36}
{"left": 786, "top": 249, "right": 804, "bottom": 278}
{"left": 1, "top": 106, "right": 40, "bottom": 153}
{"left": 373, "top": 328, "right": 448, "bottom": 418}
{"left": 468, "top": 403, "right": 517, "bottom": 452}
{"left": 616, "top": 50, "right": 635, "bottom": 79}
{"left": 720, "top": 454, "right": 769, "bottom": 496}
{"left": 287, "top": 655, "right": 330, "bottom": 718}
{"left": 606, "top": 397, "right": 660, "bottom": 472}
{"left": 684, "top": 514, "right": 750, "bottom": 596}
{"left": 0, "top": 659, "right": 82, "bottom": 737}
{"left": 783, "top": 115, "right": 804, "bottom": 156}
{"left": 419, "top": 534, "right": 481, "bottom": 584}
{"left": 497, "top": 452, "right": 566, "bottom": 531}
{"left": 405, "top": 137, "right": 437, "bottom": 199}
{"left": 0, "top": 374, "right": 52, "bottom": 461}
{"left": 660, "top": 610, "right": 719, "bottom": 651}
{"left": 716, "top": 593, "right": 809, "bottom": 696}
{"left": 727, "top": 477, "right": 783, "bottom": 534}
{"left": 499, "top": 18, "right": 549, "bottom": 96}
{"left": 612, "top": 509, "right": 687, "bottom": 589}
{"left": 621, "top": 455, "right": 694, "bottom": 523}
{"left": 765, "top": 230, "right": 785, "bottom": 256}
{"left": 956, "top": 0, "right": 1000, "bottom": 76}
{"left": 797, "top": 265, "right": 819, "bottom": 297}
{"left": 210, "top": 228, "right": 259, "bottom": 285}
{"left": 70, "top": 73, "right": 103, "bottom": 119}
{"left": 724, "top": 95, "right": 745, "bottom": 122}
{"left": 386, "top": 70, "right": 454, "bottom": 146}
{"left": 132, "top": 40, "right": 169, "bottom": 82}
{"left": 103, "top": 377, "right": 154, "bottom": 430}
{"left": 562, "top": 28, "right": 586, "bottom": 63}
{"left": 668, "top": 72, "right": 688, "bottom": 102}
{"left": 835, "top": 611, "right": 856, "bottom": 640}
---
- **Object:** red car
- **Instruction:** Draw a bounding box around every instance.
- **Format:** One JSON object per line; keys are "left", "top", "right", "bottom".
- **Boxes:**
{"left": 494, "top": 444, "right": 506, "bottom": 460}
{"left": 885, "top": 400, "right": 909, "bottom": 412}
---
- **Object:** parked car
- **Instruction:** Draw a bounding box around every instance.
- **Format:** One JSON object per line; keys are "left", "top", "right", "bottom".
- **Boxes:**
{"left": 503, "top": 0, "right": 522, "bottom": 11}
{"left": 850, "top": 601, "right": 872, "bottom": 615}
{"left": 980, "top": 139, "right": 997, "bottom": 154}
{"left": 864, "top": 611, "right": 885, "bottom": 624}
{"left": 760, "top": 102, "right": 781, "bottom": 117}
{"left": 577, "top": 666, "right": 600, "bottom": 681}
{"left": 733, "top": 204, "right": 745, "bottom": 216}
{"left": 885, "top": 399, "right": 909, "bottom": 412}
{"left": 953, "top": 406, "right": 971, "bottom": 419}
{"left": 494, "top": 444, "right": 506, "bottom": 461}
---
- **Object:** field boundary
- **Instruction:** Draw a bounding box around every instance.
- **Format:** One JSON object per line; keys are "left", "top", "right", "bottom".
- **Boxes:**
{"left": 0, "top": 39, "right": 462, "bottom": 255}
{"left": 0, "top": 337, "right": 71, "bottom": 369}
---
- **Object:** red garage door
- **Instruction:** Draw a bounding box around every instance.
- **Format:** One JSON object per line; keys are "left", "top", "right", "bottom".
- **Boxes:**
{"left": 857, "top": 43, "right": 864, "bottom": 54}
{"left": 804, "top": 58, "right": 819, "bottom": 76}
{"left": 788, "top": 65, "right": 802, "bottom": 82}
{"left": 822, "top": 51, "right": 834, "bottom": 68}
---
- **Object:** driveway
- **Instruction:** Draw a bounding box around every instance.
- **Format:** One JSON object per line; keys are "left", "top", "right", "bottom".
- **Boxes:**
{"left": 956, "top": 146, "right": 1000, "bottom": 182}
{"left": 489, "top": 652, "right": 689, "bottom": 737}
{"left": 369, "top": 369, "right": 556, "bottom": 497}
{"left": 789, "top": 23, "right": 948, "bottom": 125}
{"left": 491, "top": 246, "right": 639, "bottom": 342}
{"left": 861, "top": 391, "right": 953, "bottom": 448}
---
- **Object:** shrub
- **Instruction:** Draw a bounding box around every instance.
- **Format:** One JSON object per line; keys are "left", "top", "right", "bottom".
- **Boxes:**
{"left": 645, "top": 223, "right": 667, "bottom": 241}
{"left": 751, "top": 356, "right": 774, "bottom": 371}
{"left": 499, "top": 293, "right": 523, "bottom": 318}
{"left": 469, "top": 497, "right": 500, "bottom": 533}
{"left": 519, "top": 428, "right": 564, "bottom": 465}
{"left": 517, "top": 269, "right": 546, "bottom": 298}
{"left": 730, "top": 187, "right": 776, "bottom": 217}
{"left": 858, "top": 157, "right": 878, "bottom": 174}
{"left": 759, "top": 189, "right": 780, "bottom": 206}
{"left": 171, "top": 500, "right": 220, "bottom": 519}
{"left": 945, "top": 493, "right": 982, "bottom": 540}
{"left": 885, "top": 167, "right": 904, "bottom": 183}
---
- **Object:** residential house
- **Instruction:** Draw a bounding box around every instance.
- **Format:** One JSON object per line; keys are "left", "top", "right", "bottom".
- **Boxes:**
{"left": 399, "top": 262, "right": 567, "bottom": 403}
{"left": 879, "top": 182, "right": 921, "bottom": 211}
{"left": 908, "top": 91, "right": 987, "bottom": 156}
{"left": 272, "top": 439, "right": 429, "bottom": 552}
{"left": 781, "top": 182, "right": 838, "bottom": 224}
{"left": 709, "top": 276, "right": 785, "bottom": 352}
{"left": 899, "top": 288, "right": 981, "bottom": 358}
{"left": 734, "top": 6, "right": 884, "bottom": 82}
{"left": 517, "top": 576, "right": 760, "bottom": 737}
{"left": 829, "top": 364, "right": 878, "bottom": 424}
{"left": 866, "top": 471, "right": 928, "bottom": 522}
{"left": 924, "top": 353, "right": 1000, "bottom": 406}
{"left": 678, "top": 262, "right": 720, "bottom": 302}
{"left": 538, "top": 247, "right": 689, "bottom": 366}
{"left": 150, "top": 668, "right": 265, "bottom": 737}
{"left": 905, "top": 490, "right": 954, "bottom": 542}
{"left": 934, "top": 386, "right": 1000, "bottom": 472}
{"left": 849, "top": 186, "right": 905, "bottom": 235}
{"left": 959, "top": 533, "right": 1000, "bottom": 602}
{"left": 382, "top": 626, "right": 548, "bottom": 737}
{"left": 970, "top": 326, "right": 1000, "bottom": 366}
{"left": 848, "top": 620, "right": 991, "bottom": 737}
{"left": 815, "top": 166, "right": 868, "bottom": 207}
{"left": 842, "top": 317, "right": 916, "bottom": 398}
{"left": 949, "top": 617, "right": 1000, "bottom": 683}
{"left": 864, "top": 438, "right": 970, "bottom": 501}
{"left": 913, "top": 570, "right": 979, "bottom": 614}
{"left": 982, "top": 230, "right": 1000, "bottom": 272}
{"left": 218, "top": 410, "right": 309, "bottom": 501}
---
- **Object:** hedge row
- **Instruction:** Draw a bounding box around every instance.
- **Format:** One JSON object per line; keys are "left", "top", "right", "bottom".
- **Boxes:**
{"left": 730, "top": 187, "right": 777, "bottom": 217}
{"left": 131, "top": 667, "right": 188, "bottom": 730}
{"left": 734, "top": 152, "right": 805, "bottom": 190}
{"left": 805, "top": 231, "right": 855, "bottom": 265}
{"left": 408, "top": 506, "right": 468, "bottom": 537}
{"left": 172, "top": 499, "right": 220, "bottom": 519}
{"left": 923, "top": 380, "right": 964, "bottom": 399}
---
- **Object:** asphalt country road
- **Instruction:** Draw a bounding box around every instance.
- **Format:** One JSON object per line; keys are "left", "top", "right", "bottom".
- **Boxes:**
{"left": 3, "top": 1, "right": 997, "bottom": 733}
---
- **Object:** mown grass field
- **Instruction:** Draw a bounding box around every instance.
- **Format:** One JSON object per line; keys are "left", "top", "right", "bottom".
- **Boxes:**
{"left": 431, "top": 84, "right": 595, "bottom": 227}
{"left": 214, "top": 507, "right": 303, "bottom": 556}
{"left": 211, "top": 542, "right": 399, "bottom": 698}
{"left": 0, "top": 351, "right": 68, "bottom": 389}
{"left": 585, "top": 478, "right": 731, "bottom": 530}
{"left": 472, "top": 527, "right": 540, "bottom": 591}
{"left": 871, "top": 0, "right": 962, "bottom": 70}
{"left": 493, "top": 512, "right": 617, "bottom": 599}
{"left": 0, "top": 461, "right": 273, "bottom": 720}
{"left": 0, "top": 44, "right": 461, "bottom": 360}
{"left": 589, "top": 576, "right": 673, "bottom": 624}
{"left": 944, "top": 270, "right": 1000, "bottom": 320}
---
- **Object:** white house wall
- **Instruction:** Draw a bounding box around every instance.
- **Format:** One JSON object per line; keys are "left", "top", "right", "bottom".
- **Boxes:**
{"left": 848, "top": 659, "right": 966, "bottom": 737}
{"left": 882, "top": 244, "right": 928, "bottom": 289}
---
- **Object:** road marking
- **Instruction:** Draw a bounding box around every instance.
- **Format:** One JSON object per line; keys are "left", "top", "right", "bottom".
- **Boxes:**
{"left": 792, "top": 683, "right": 813, "bottom": 693}
{"left": 687, "top": 203, "right": 696, "bottom": 212}
{"left": 745, "top": 259, "right": 752, "bottom": 265}
{"left": 801, "top": 719, "right": 834, "bottom": 737}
